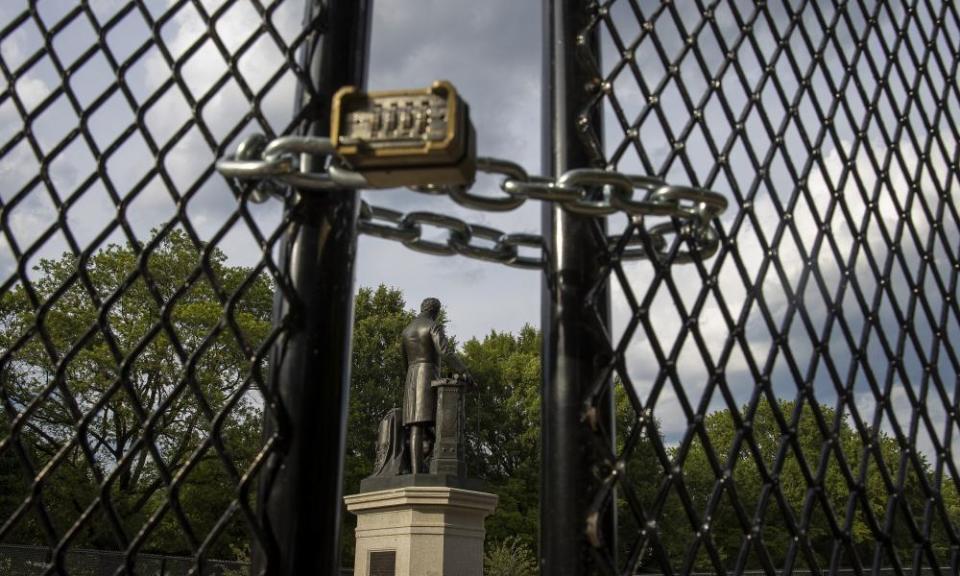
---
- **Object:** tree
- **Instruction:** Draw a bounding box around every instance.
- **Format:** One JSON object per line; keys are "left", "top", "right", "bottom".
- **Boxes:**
{"left": 673, "top": 397, "right": 953, "bottom": 571}
{"left": 0, "top": 410, "right": 24, "bottom": 532}
{"left": 613, "top": 381, "right": 673, "bottom": 571}
{"left": 461, "top": 326, "right": 541, "bottom": 547}
{"left": 9, "top": 260, "right": 955, "bottom": 572}
{"left": 344, "top": 285, "right": 415, "bottom": 491}
{"left": 0, "top": 229, "right": 271, "bottom": 557}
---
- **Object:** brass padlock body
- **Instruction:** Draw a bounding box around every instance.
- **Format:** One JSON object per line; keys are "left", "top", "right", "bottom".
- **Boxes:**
{"left": 331, "top": 80, "right": 476, "bottom": 188}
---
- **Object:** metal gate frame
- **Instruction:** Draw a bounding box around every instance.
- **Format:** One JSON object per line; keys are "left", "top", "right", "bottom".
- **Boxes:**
{"left": 541, "top": 0, "right": 616, "bottom": 574}
{"left": 251, "top": 0, "right": 372, "bottom": 574}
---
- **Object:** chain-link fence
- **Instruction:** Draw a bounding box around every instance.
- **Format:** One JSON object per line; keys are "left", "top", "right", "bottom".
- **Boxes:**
{"left": 0, "top": 544, "right": 246, "bottom": 576}
{"left": 571, "top": 0, "right": 960, "bottom": 574}
{"left": 2, "top": 0, "right": 959, "bottom": 575}
{"left": 0, "top": 0, "right": 328, "bottom": 573}
{"left": 0, "top": 544, "right": 358, "bottom": 576}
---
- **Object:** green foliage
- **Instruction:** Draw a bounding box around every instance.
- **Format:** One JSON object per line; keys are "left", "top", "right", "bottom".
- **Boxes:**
{"left": 670, "top": 398, "right": 953, "bottom": 571}
{"left": 221, "top": 543, "right": 250, "bottom": 576}
{"left": 346, "top": 285, "right": 415, "bottom": 486}
{"left": 483, "top": 536, "right": 537, "bottom": 576}
{"left": 461, "top": 326, "right": 541, "bottom": 545}
{"left": 6, "top": 251, "right": 958, "bottom": 572}
{"left": 0, "top": 230, "right": 271, "bottom": 556}
{"left": 0, "top": 411, "right": 25, "bottom": 535}
{"left": 613, "top": 382, "right": 670, "bottom": 568}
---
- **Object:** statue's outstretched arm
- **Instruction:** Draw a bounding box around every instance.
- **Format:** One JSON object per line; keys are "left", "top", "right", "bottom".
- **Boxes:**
{"left": 431, "top": 323, "right": 473, "bottom": 383}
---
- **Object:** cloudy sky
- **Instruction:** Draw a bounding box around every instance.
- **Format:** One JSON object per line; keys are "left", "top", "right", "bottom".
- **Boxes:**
{"left": 357, "top": 0, "right": 543, "bottom": 340}
{"left": 1, "top": 0, "right": 958, "bottom": 465}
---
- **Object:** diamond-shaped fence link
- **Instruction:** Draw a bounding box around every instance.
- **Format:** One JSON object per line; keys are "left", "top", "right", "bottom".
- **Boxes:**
{"left": 571, "top": 0, "right": 960, "bottom": 574}
{"left": 0, "top": 0, "right": 328, "bottom": 574}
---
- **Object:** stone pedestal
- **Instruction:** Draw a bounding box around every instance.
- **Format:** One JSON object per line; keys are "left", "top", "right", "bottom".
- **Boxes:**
{"left": 345, "top": 486, "right": 498, "bottom": 576}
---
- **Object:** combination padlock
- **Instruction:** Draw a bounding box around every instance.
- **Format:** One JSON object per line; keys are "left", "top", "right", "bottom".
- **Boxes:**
{"left": 331, "top": 80, "right": 476, "bottom": 188}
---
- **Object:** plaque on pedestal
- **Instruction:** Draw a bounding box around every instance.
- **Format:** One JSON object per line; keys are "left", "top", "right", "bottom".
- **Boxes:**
{"left": 345, "top": 486, "right": 498, "bottom": 576}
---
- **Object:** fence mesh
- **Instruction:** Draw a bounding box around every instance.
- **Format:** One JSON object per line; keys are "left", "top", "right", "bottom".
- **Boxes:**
{"left": 0, "top": 0, "right": 320, "bottom": 573}
{"left": 578, "top": 0, "right": 960, "bottom": 574}
{"left": 3, "top": 0, "right": 960, "bottom": 575}
{"left": 0, "top": 543, "right": 246, "bottom": 576}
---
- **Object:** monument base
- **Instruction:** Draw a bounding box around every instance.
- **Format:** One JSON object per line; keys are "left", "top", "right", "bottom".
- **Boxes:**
{"left": 344, "top": 486, "right": 498, "bottom": 576}
{"left": 358, "top": 472, "right": 486, "bottom": 493}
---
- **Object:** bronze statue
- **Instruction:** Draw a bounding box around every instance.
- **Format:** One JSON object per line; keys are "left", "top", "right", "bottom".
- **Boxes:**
{"left": 400, "top": 297, "right": 471, "bottom": 473}
{"left": 362, "top": 297, "right": 478, "bottom": 490}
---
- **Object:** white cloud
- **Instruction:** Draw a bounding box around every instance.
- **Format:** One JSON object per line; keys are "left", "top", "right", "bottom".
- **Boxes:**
{"left": 2, "top": 0, "right": 956, "bottom": 465}
{"left": 353, "top": 0, "right": 543, "bottom": 339}
{"left": 617, "top": 135, "right": 957, "bottom": 452}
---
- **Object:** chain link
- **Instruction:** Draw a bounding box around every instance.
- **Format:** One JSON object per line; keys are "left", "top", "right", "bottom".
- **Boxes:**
{"left": 357, "top": 200, "right": 542, "bottom": 269}
{"left": 218, "top": 134, "right": 728, "bottom": 268}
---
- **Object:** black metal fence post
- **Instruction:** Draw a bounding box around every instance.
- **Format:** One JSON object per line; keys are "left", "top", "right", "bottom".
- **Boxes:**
{"left": 541, "top": 0, "right": 613, "bottom": 574}
{"left": 252, "top": 1, "right": 372, "bottom": 574}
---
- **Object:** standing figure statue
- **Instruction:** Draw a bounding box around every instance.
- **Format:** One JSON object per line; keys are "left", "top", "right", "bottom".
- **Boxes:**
{"left": 401, "top": 297, "right": 471, "bottom": 473}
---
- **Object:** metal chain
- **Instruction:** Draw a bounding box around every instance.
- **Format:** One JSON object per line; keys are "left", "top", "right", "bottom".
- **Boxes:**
{"left": 217, "top": 134, "right": 728, "bottom": 268}
{"left": 357, "top": 202, "right": 543, "bottom": 269}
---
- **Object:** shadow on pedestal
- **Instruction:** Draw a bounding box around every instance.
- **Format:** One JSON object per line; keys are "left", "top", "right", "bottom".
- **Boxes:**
{"left": 358, "top": 473, "right": 486, "bottom": 494}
